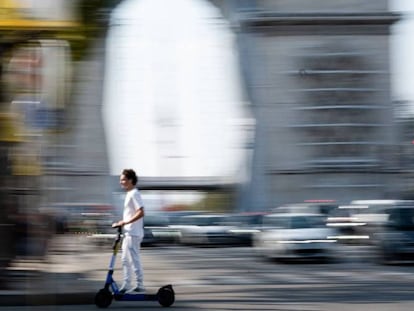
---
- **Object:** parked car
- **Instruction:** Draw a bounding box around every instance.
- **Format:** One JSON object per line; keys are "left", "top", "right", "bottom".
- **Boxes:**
{"left": 144, "top": 213, "right": 181, "bottom": 245}
{"left": 142, "top": 226, "right": 157, "bottom": 246}
{"left": 273, "top": 202, "right": 337, "bottom": 216}
{"left": 222, "top": 212, "right": 267, "bottom": 246}
{"left": 173, "top": 214, "right": 241, "bottom": 246}
{"left": 326, "top": 205, "right": 370, "bottom": 244}
{"left": 42, "top": 202, "right": 116, "bottom": 234}
{"left": 253, "top": 212, "right": 338, "bottom": 261}
{"left": 375, "top": 203, "right": 414, "bottom": 264}
{"left": 348, "top": 199, "right": 406, "bottom": 242}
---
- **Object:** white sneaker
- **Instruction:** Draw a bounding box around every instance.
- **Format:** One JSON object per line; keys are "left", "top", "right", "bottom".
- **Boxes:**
{"left": 118, "top": 284, "right": 131, "bottom": 294}
{"left": 133, "top": 286, "right": 146, "bottom": 293}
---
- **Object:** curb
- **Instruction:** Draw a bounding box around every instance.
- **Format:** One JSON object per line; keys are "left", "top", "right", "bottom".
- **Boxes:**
{"left": 0, "top": 291, "right": 96, "bottom": 306}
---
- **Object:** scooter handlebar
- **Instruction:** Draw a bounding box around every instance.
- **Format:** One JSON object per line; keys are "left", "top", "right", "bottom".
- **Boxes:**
{"left": 112, "top": 223, "right": 123, "bottom": 233}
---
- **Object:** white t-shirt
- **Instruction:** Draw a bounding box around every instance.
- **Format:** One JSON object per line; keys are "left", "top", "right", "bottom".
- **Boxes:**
{"left": 123, "top": 188, "right": 144, "bottom": 238}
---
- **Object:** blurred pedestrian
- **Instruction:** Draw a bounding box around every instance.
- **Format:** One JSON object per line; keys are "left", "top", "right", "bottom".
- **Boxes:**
{"left": 113, "top": 168, "right": 145, "bottom": 293}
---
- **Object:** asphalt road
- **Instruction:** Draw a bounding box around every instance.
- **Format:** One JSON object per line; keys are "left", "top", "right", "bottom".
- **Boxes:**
{"left": 2, "top": 243, "right": 414, "bottom": 310}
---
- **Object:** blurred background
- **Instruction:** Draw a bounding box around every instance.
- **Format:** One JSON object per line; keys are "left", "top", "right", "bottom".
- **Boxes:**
{"left": 1, "top": 0, "right": 414, "bottom": 291}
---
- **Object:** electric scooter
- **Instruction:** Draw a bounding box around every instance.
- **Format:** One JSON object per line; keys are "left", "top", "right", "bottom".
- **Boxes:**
{"left": 94, "top": 224, "right": 175, "bottom": 308}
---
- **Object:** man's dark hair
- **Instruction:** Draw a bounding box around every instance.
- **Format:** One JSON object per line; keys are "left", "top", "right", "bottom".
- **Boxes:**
{"left": 122, "top": 169, "right": 138, "bottom": 185}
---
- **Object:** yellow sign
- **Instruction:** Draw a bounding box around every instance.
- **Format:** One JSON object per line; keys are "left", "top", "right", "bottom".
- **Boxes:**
{"left": 0, "top": 0, "right": 24, "bottom": 19}
{"left": 0, "top": 0, "right": 78, "bottom": 30}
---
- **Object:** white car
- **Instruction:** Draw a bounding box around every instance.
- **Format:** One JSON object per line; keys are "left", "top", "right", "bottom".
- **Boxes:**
{"left": 172, "top": 214, "right": 240, "bottom": 246}
{"left": 254, "top": 213, "right": 338, "bottom": 261}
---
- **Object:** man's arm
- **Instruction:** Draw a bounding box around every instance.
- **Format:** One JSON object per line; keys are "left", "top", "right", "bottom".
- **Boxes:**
{"left": 114, "top": 207, "right": 144, "bottom": 227}
{"left": 122, "top": 207, "right": 144, "bottom": 225}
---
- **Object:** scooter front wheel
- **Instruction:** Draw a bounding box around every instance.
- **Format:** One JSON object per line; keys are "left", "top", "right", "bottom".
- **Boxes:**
{"left": 157, "top": 285, "right": 175, "bottom": 307}
{"left": 95, "top": 288, "right": 113, "bottom": 308}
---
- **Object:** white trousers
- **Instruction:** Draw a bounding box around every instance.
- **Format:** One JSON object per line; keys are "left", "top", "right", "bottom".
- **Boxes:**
{"left": 121, "top": 235, "right": 144, "bottom": 287}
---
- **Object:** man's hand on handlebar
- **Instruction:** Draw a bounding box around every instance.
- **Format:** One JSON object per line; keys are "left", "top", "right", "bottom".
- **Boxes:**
{"left": 112, "top": 220, "right": 125, "bottom": 228}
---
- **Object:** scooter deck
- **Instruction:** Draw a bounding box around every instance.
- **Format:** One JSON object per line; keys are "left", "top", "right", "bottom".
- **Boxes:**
{"left": 114, "top": 293, "right": 158, "bottom": 301}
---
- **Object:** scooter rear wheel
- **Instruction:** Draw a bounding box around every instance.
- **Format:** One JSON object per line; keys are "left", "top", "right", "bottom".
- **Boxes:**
{"left": 95, "top": 288, "right": 113, "bottom": 308}
{"left": 157, "top": 285, "right": 175, "bottom": 307}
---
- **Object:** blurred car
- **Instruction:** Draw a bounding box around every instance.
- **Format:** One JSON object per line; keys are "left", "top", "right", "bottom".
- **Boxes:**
{"left": 142, "top": 226, "right": 157, "bottom": 247}
{"left": 42, "top": 202, "right": 116, "bottom": 234}
{"left": 173, "top": 214, "right": 241, "bottom": 246}
{"left": 253, "top": 212, "right": 338, "bottom": 261}
{"left": 144, "top": 213, "right": 181, "bottom": 245}
{"left": 40, "top": 202, "right": 117, "bottom": 234}
{"left": 223, "top": 212, "right": 267, "bottom": 246}
{"left": 326, "top": 205, "right": 370, "bottom": 244}
{"left": 348, "top": 199, "right": 406, "bottom": 242}
{"left": 375, "top": 203, "right": 414, "bottom": 264}
{"left": 273, "top": 202, "right": 338, "bottom": 216}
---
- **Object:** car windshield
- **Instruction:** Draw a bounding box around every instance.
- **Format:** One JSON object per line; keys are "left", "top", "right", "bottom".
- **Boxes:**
{"left": 180, "top": 215, "right": 225, "bottom": 226}
{"left": 264, "top": 214, "right": 325, "bottom": 229}
{"left": 290, "top": 215, "right": 325, "bottom": 229}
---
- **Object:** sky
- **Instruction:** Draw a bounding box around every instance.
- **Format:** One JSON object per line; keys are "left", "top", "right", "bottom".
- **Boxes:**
{"left": 390, "top": 0, "right": 414, "bottom": 105}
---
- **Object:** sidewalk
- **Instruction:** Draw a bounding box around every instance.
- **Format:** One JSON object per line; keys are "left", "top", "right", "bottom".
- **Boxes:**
{"left": 0, "top": 234, "right": 107, "bottom": 306}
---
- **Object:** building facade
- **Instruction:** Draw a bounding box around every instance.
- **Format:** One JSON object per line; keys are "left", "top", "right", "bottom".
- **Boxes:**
{"left": 220, "top": 0, "right": 401, "bottom": 210}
